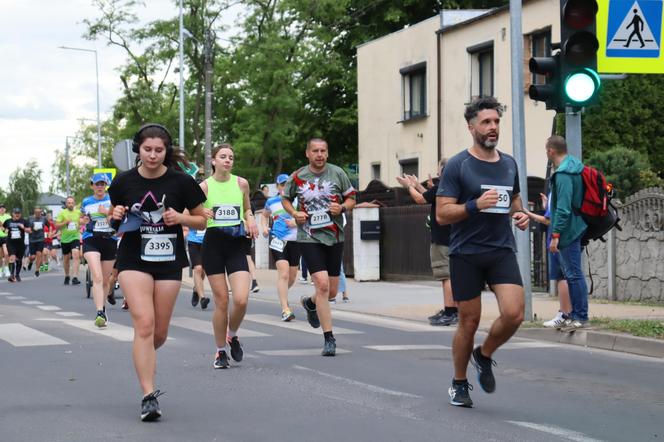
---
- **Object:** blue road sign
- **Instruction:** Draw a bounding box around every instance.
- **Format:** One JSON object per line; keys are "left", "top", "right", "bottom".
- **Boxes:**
{"left": 606, "top": 0, "right": 662, "bottom": 58}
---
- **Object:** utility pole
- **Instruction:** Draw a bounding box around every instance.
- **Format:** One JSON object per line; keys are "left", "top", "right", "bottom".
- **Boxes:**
{"left": 204, "top": 30, "right": 215, "bottom": 177}
{"left": 178, "top": 0, "right": 185, "bottom": 149}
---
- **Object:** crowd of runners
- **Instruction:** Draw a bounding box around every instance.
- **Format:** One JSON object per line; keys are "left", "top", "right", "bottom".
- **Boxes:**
{"left": 2, "top": 96, "right": 581, "bottom": 419}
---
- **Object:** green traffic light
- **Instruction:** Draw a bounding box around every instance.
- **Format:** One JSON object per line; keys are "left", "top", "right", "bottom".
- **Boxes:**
{"left": 564, "top": 68, "right": 601, "bottom": 104}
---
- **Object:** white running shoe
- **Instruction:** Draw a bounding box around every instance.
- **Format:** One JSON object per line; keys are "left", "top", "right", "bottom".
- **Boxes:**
{"left": 543, "top": 311, "right": 566, "bottom": 328}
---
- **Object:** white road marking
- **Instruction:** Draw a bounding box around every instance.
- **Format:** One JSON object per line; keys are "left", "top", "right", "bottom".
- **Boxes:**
{"left": 36, "top": 305, "right": 62, "bottom": 311}
{"left": 365, "top": 344, "right": 451, "bottom": 351}
{"left": 0, "top": 323, "right": 69, "bottom": 347}
{"left": 55, "top": 312, "right": 84, "bottom": 317}
{"left": 38, "top": 318, "right": 137, "bottom": 342}
{"left": 22, "top": 301, "right": 44, "bottom": 305}
{"left": 0, "top": 292, "right": 12, "bottom": 295}
{"left": 333, "top": 310, "right": 453, "bottom": 332}
{"left": 171, "top": 316, "right": 271, "bottom": 337}
{"left": 257, "top": 348, "right": 351, "bottom": 356}
{"left": 244, "top": 314, "right": 363, "bottom": 335}
{"left": 502, "top": 341, "right": 561, "bottom": 349}
{"left": 293, "top": 365, "right": 421, "bottom": 399}
{"left": 506, "top": 421, "right": 605, "bottom": 442}
{"left": 7, "top": 296, "right": 26, "bottom": 300}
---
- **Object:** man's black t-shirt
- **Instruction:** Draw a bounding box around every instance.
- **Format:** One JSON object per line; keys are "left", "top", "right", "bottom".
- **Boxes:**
{"left": 3, "top": 218, "right": 28, "bottom": 244}
{"left": 28, "top": 216, "right": 46, "bottom": 243}
{"left": 108, "top": 167, "right": 206, "bottom": 273}
{"left": 437, "top": 149, "right": 520, "bottom": 255}
{"left": 423, "top": 187, "right": 450, "bottom": 246}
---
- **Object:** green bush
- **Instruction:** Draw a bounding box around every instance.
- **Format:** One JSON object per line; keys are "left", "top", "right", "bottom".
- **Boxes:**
{"left": 585, "top": 146, "right": 652, "bottom": 198}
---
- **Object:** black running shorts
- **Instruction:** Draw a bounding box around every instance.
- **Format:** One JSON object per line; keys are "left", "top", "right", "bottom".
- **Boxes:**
{"left": 0, "top": 237, "right": 6, "bottom": 247}
{"left": 188, "top": 241, "right": 203, "bottom": 268}
{"left": 201, "top": 228, "right": 249, "bottom": 276}
{"left": 6, "top": 239, "right": 24, "bottom": 258}
{"left": 299, "top": 242, "right": 344, "bottom": 277}
{"left": 61, "top": 240, "right": 81, "bottom": 255}
{"left": 270, "top": 239, "right": 301, "bottom": 267}
{"left": 83, "top": 237, "right": 117, "bottom": 261}
{"left": 449, "top": 249, "right": 523, "bottom": 302}
{"left": 28, "top": 241, "right": 45, "bottom": 256}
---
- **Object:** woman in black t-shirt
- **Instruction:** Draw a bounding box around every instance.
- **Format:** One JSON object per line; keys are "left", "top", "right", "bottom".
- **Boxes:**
{"left": 108, "top": 124, "right": 207, "bottom": 422}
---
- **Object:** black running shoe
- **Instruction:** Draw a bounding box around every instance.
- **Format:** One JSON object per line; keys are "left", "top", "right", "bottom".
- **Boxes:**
{"left": 214, "top": 350, "right": 230, "bottom": 369}
{"left": 107, "top": 290, "right": 116, "bottom": 305}
{"left": 430, "top": 312, "right": 458, "bottom": 326}
{"left": 229, "top": 336, "right": 243, "bottom": 362}
{"left": 141, "top": 390, "right": 164, "bottom": 422}
{"left": 64, "top": 276, "right": 70, "bottom": 285}
{"left": 200, "top": 297, "right": 210, "bottom": 310}
{"left": 428, "top": 309, "right": 445, "bottom": 321}
{"left": 8, "top": 276, "right": 16, "bottom": 283}
{"left": 35, "top": 271, "right": 40, "bottom": 277}
{"left": 448, "top": 380, "right": 473, "bottom": 407}
{"left": 16, "top": 275, "right": 21, "bottom": 282}
{"left": 191, "top": 290, "right": 199, "bottom": 307}
{"left": 121, "top": 300, "right": 129, "bottom": 310}
{"left": 321, "top": 338, "right": 336, "bottom": 357}
{"left": 27, "top": 261, "right": 33, "bottom": 271}
{"left": 470, "top": 346, "right": 497, "bottom": 393}
{"left": 300, "top": 296, "right": 320, "bottom": 328}
{"left": 72, "top": 277, "right": 81, "bottom": 285}
{"left": 251, "top": 279, "right": 260, "bottom": 293}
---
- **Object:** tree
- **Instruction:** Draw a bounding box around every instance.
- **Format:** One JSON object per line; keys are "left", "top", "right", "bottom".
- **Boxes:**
{"left": 586, "top": 146, "right": 651, "bottom": 199}
{"left": 5, "top": 161, "right": 42, "bottom": 213}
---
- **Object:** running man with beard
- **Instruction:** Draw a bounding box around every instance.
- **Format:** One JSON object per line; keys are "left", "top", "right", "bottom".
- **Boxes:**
{"left": 282, "top": 138, "right": 356, "bottom": 357}
{"left": 56, "top": 196, "right": 82, "bottom": 285}
{"left": 3, "top": 208, "right": 31, "bottom": 282}
{"left": 436, "top": 97, "right": 529, "bottom": 407}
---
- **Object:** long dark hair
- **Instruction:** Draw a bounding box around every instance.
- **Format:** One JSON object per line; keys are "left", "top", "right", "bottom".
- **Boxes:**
{"left": 133, "top": 125, "right": 174, "bottom": 168}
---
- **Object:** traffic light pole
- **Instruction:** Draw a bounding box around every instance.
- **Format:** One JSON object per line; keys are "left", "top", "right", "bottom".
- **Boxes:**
{"left": 565, "top": 109, "right": 583, "bottom": 159}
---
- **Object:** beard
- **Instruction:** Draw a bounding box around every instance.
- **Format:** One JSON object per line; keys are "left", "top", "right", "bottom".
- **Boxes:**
{"left": 476, "top": 132, "right": 499, "bottom": 150}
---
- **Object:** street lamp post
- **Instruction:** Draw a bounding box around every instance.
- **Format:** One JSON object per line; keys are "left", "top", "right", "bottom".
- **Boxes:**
{"left": 64, "top": 136, "right": 79, "bottom": 196}
{"left": 179, "top": 0, "right": 185, "bottom": 149}
{"left": 58, "top": 46, "right": 102, "bottom": 168}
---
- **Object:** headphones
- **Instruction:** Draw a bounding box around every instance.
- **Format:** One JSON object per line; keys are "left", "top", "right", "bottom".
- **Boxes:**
{"left": 132, "top": 123, "right": 173, "bottom": 153}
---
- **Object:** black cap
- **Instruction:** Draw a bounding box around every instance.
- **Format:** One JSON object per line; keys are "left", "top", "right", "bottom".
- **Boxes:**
{"left": 0, "top": 203, "right": 5, "bottom": 208}
{"left": 12, "top": 207, "right": 21, "bottom": 213}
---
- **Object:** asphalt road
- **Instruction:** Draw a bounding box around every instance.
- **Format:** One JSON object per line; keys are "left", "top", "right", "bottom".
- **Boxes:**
{"left": 1, "top": 268, "right": 662, "bottom": 442}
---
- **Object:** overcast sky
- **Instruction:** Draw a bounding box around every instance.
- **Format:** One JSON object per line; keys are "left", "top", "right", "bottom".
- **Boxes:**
{"left": 0, "top": 0, "right": 237, "bottom": 194}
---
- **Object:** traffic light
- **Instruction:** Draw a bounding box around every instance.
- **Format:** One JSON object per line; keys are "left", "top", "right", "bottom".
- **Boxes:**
{"left": 559, "top": 0, "right": 601, "bottom": 108}
{"left": 529, "top": 53, "right": 563, "bottom": 112}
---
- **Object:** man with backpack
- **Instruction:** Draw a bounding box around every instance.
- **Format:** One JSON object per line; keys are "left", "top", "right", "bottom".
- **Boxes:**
{"left": 546, "top": 135, "right": 589, "bottom": 331}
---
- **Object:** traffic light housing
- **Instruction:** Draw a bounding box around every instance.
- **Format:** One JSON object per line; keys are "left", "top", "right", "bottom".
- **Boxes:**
{"left": 528, "top": 54, "right": 563, "bottom": 112}
{"left": 559, "top": 0, "right": 601, "bottom": 108}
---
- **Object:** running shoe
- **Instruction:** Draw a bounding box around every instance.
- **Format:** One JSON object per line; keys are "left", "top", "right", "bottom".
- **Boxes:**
{"left": 561, "top": 320, "right": 588, "bottom": 332}
{"left": 430, "top": 312, "right": 459, "bottom": 326}
{"left": 64, "top": 276, "right": 70, "bottom": 285}
{"left": 229, "top": 336, "right": 243, "bottom": 362}
{"left": 342, "top": 295, "right": 350, "bottom": 303}
{"left": 298, "top": 276, "right": 308, "bottom": 284}
{"left": 140, "top": 390, "right": 164, "bottom": 422}
{"left": 281, "top": 309, "right": 295, "bottom": 322}
{"left": 121, "top": 300, "right": 129, "bottom": 310}
{"left": 27, "top": 261, "right": 33, "bottom": 271}
{"left": 95, "top": 310, "right": 108, "bottom": 328}
{"left": 321, "top": 338, "right": 336, "bottom": 357}
{"left": 114, "top": 281, "right": 120, "bottom": 290}
{"left": 72, "top": 277, "right": 81, "bottom": 285}
{"left": 16, "top": 275, "right": 21, "bottom": 282}
{"left": 448, "top": 380, "right": 473, "bottom": 407}
{"left": 214, "top": 350, "right": 230, "bottom": 369}
{"left": 556, "top": 319, "right": 572, "bottom": 330}
{"left": 251, "top": 279, "right": 260, "bottom": 293}
{"left": 191, "top": 290, "right": 199, "bottom": 307}
{"left": 34, "top": 271, "right": 40, "bottom": 277}
{"left": 43, "top": 264, "right": 49, "bottom": 272}
{"left": 7, "top": 275, "right": 16, "bottom": 283}
{"left": 200, "top": 297, "right": 210, "bottom": 310}
{"left": 300, "top": 296, "right": 320, "bottom": 328}
{"left": 543, "top": 311, "right": 566, "bottom": 328}
{"left": 428, "top": 309, "right": 445, "bottom": 321}
{"left": 107, "top": 290, "right": 117, "bottom": 306}
{"left": 329, "top": 297, "right": 337, "bottom": 304}
{"left": 470, "top": 346, "right": 496, "bottom": 393}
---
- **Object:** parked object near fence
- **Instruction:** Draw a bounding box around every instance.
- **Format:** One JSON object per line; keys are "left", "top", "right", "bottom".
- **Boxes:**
{"left": 353, "top": 206, "right": 380, "bottom": 281}
{"left": 587, "top": 187, "right": 664, "bottom": 303}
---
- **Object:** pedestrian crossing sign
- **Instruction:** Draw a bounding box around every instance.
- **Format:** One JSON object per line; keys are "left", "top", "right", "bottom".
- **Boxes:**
{"left": 598, "top": 0, "right": 664, "bottom": 73}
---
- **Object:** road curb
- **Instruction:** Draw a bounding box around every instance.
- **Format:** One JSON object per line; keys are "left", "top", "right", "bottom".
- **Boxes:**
{"left": 516, "top": 328, "right": 664, "bottom": 359}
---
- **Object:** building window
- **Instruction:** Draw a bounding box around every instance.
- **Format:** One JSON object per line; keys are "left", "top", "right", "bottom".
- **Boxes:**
{"left": 399, "top": 158, "right": 418, "bottom": 177}
{"left": 531, "top": 30, "right": 551, "bottom": 86}
{"left": 468, "top": 42, "right": 494, "bottom": 99}
{"left": 371, "top": 163, "right": 381, "bottom": 181}
{"left": 400, "top": 62, "right": 426, "bottom": 121}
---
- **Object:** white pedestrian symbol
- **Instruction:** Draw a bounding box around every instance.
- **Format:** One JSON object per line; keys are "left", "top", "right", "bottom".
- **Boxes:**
{"left": 607, "top": 1, "right": 659, "bottom": 51}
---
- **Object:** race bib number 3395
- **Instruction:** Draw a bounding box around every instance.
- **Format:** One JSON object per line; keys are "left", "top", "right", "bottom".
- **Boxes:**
{"left": 141, "top": 233, "right": 177, "bottom": 262}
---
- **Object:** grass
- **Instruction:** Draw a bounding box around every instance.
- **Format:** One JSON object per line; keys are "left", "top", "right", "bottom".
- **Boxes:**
{"left": 589, "top": 318, "right": 664, "bottom": 340}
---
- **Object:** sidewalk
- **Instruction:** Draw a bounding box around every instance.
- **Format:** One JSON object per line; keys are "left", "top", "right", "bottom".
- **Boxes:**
{"left": 182, "top": 268, "right": 664, "bottom": 359}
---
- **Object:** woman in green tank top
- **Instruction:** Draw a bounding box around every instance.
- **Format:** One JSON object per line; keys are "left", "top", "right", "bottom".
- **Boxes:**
{"left": 200, "top": 144, "right": 259, "bottom": 369}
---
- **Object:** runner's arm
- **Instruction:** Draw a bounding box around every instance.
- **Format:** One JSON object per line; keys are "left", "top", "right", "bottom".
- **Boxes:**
{"left": 178, "top": 205, "right": 207, "bottom": 230}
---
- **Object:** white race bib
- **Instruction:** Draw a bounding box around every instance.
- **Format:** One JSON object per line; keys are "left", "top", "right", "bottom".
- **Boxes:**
{"left": 480, "top": 185, "right": 512, "bottom": 214}
{"left": 93, "top": 218, "right": 112, "bottom": 232}
{"left": 33, "top": 221, "right": 43, "bottom": 231}
{"left": 52, "top": 239, "right": 60, "bottom": 246}
{"left": 213, "top": 205, "right": 241, "bottom": 223}
{"left": 141, "top": 233, "right": 177, "bottom": 262}
{"left": 269, "top": 237, "right": 286, "bottom": 252}
{"left": 67, "top": 222, "right": 77, "bottom": 230}
{"left": 10, "top": 230, "right": 20, "bottom": 240}
{"left": 309, "top": 210, "right": 333, "bottom": 229}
